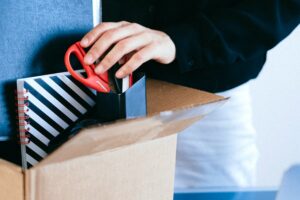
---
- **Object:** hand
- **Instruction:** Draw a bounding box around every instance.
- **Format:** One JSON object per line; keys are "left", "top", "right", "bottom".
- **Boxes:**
{"left": 80, "top": 21, "right": 176, "bottom": 78}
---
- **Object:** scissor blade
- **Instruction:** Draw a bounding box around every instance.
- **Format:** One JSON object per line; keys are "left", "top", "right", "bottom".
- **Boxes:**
{"left": 96, "top": 80, "right": 110, "bottom": 93}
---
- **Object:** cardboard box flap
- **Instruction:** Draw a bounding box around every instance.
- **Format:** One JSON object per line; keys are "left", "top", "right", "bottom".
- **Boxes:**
{"left": 26, "top": 135, "right": 178, "bottom": 200}
{"left": 146, "top": 79, "right": 224, "bottom": 115}
{"left": 0, "top": 159, "right": 24, "bottom": 200}
{"left": 38, "top": 79, "right": 226, "bottom": 166}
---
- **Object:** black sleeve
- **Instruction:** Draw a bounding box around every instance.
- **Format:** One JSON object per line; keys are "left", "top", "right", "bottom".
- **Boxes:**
{"left": 162, "top": 0, "right": 300, "bottom": 73}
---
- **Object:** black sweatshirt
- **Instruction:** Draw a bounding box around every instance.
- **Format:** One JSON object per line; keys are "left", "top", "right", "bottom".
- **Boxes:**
{"left": 1, "top": 0, "right": 300, "bottom": 140}
{"left": 103, "top": 0, "right": 300, "bottom": 92}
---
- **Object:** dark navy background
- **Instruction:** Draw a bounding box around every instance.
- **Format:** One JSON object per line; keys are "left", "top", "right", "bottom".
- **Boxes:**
{"left": 0, "top": 0, "right": 93, "bottom": 140}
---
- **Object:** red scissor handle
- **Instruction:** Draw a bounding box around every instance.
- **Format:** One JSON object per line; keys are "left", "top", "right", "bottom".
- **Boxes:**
{"left": 64, "top": 42, "right": 110, "bottom": 93}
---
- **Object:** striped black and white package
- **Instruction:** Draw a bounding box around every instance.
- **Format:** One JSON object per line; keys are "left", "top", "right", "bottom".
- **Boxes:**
{"left": 16, "top": 70, "right": 96, "bottom": 169}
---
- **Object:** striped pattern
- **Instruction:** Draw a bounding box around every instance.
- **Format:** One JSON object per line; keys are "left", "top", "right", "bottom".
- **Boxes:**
{"left": 17, "top": 72, "right": 96, "bottom": 168}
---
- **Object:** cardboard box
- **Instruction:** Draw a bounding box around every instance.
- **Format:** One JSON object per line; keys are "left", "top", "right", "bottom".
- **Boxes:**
{"left": 0, "top": 79, "right": 226, "bottom": 200}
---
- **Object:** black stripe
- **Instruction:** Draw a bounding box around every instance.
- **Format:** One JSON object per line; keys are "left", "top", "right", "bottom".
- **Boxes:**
{"left": 26, "top": 146, "right": 44, "bottom": 162}
{"left": 29, "top": 119, "right": 55, "bottom": 141}
{"left": 51, "top": 76, "right": 95, "bottom": 109}
{"left": 27, "top": 133, "right": 49, "bottom": 151}
{"left": 28, "top": 101, "right": 64, "bottom": 134}
{"left": 67, "top": 74, "right": 97, "bottom": 99}
{"left": 27, "top": 80, "right": 81, "bottom": 122}
{"left": 27, "top": 162, "right": 33, "bottom": 169}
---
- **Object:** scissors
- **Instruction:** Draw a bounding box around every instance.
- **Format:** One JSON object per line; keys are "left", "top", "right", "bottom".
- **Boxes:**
{"left": 65, "top": 42, "right": 133, "bottom": 93}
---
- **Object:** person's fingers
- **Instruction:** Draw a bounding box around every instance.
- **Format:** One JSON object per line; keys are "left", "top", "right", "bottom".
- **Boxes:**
{"left": 84, "top": 23, "right": 146, "bottom": 65}
{"left": 116, "top": 44, "right": 157, "bottom": 78}
{"left": 94, "top": 32, "right": 153, "bottom": 74}
{"left": 118, "top": 58, "right": 125, "bottom": 65}
{"left": 118, "top": 51, "right": 135, "bottom": 65}
{"left": 80, "top": 21, "right": 129, "bottom": 48}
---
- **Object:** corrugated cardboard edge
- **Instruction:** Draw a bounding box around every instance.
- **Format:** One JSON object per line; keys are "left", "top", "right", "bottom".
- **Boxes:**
{"left": 0, "top": 159, "right": 24, "bottom": 200}
{"left": 25, "top": 168, "right": 36, "bottom": 200}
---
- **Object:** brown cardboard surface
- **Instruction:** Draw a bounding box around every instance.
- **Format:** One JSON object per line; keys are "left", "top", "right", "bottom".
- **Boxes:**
{"left": 0, "top": 159, "right": 23, "bottom": 200}
{"left": 26, "top": 136, "right": 177, "bottom": 200}
{"left": 146, "top": 79, "right": 224, "bottom": 115}
{"left": 0, "top": 79, "right": 226, "bottom": 200}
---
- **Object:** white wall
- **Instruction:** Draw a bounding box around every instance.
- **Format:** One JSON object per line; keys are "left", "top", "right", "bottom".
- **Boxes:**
{"left": 250, "top": 25, "right": 300, "bottom": 187}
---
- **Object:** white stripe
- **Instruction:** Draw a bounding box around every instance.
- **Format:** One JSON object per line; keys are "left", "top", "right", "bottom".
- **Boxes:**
{"left": 28, "top": 92, "right": 69, "bottom": 129}
{"left": 27, "top": 141, "right": 47, "bottom": 158}
{"left": 122, "top": 76, "right": 130, "bottom": 93}
{"left": 18, "top": 70, "right": 85, "bottom": 82}
{"left": 26, "top": 154, "right": 38, "bottom": 166}
{"left": 59, "top": 76, "right": 95, "bottom": 107}
{"left": 25, "top": 107, "right": 60, "bottom": 137}
{"left": 26, "top": 79, "right": 77, "bottom": 121}
{"left": 27, "top": 125, "right": 50, "bottom": 146}
{"left": 43, "top": 77, "right": 87, "bottom": 114}
{"left": 92, "top": 0, "right": 102, "bottom": 27}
